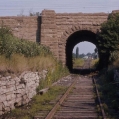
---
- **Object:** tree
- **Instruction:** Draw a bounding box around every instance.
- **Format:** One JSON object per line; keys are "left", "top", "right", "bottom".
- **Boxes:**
{"left": 86, "top": 52, "right": 91, "bottom": 57}
{"left": 97, "top": 12, "right": 119, "bottom": 67}
{"left": 76, "top": 47, "right": 79, "bottom": 58}
{"left": 72, "top": 53, "right": 76, "bottom": 58}
{"left": 79, "top": 53, "right": 85, "bottom": 58}
{"left": 29, "top": 9, "right": 40, "bottom": 16}
{"left": 98, "top": 13, "right": 119, "bottom": 54}
{"left": 94, "top": 48, "right": 98, "bottom": 53}
{"left": 17, "top": 9, "right": 25, "bottom": 16}
{"left": 94, "top": 48, "right": 98, "bottom": 59}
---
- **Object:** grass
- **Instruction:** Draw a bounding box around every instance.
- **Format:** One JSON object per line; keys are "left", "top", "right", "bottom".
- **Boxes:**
{"left": 5, "top": 86, "right": 67, "bottom": 119}
{"left": 37, "top": 63, "right": 69, "bottom": 90}
{"left": 91, "top": 59, "right": 99, "bottom": 69}
{"left": 0, "top": 54, "right": 56, "bottom": 74}
{"left": 73, "top": 58, "right": 84, "bottom": 68}
{"left": 0, "top": 53, "right": 69, "bottom": 89}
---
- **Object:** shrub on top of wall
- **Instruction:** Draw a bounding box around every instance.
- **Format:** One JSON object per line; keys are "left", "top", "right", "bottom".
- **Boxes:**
{"left": 0, "top": 27, "right": 51, "bottom": 58}
{"left": 0, "top": 26, "right": 69, "bottom": 76}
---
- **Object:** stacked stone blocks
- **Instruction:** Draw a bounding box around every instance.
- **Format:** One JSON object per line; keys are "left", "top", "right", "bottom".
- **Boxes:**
{"left": 0, "top": 70, "right": 47, "bottom": 115}
{"left": 0, "top": 16, "right": 38, "bottom": 42}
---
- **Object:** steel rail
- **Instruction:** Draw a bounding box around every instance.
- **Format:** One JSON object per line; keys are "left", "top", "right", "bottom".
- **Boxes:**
{"left": 93, "top": 76, "right": 106, "bottom": 119}
{"left": 45, "top": 78, "right": 77, "bottom": 119}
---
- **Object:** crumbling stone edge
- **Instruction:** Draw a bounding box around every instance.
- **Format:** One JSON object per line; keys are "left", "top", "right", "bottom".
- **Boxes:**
{"left": 0, "top": 70, "right": 48, "bottom": 115}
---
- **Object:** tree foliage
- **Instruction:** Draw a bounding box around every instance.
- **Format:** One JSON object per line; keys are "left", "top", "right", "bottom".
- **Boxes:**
{"left": 76, "top": 47, "right": 79, "bottom": 58}
{"left": 98, "top": 13, "right": 119, "bottom": 54}
{"left": 97, "top": 12, "right": 119, "bottom": 68}
{"left": 94, "top": 48, "right": 98, "bottom": 53}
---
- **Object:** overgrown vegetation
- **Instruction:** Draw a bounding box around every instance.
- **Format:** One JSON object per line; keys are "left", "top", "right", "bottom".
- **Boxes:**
{"left": 91, "top": 59, "right": 99, "bottom": 69}
{"left": 4, "top": 86, "right": 67, "bottom": 119}
{"left": 97, "top": 12, "right": 119, "bottom": 68}
{"left": 37, "top": 62, "right": 69, "bottom": 90}
{"left": 0, "top": 25, "right": 69, "bottom": 118}
{"left": 0, "top": 26, "right": 69, "bottom": 77}
{"left": 0, "top": 27, "right": 50, "bottom": 58}
{"left": 0, "top": 54, "right": 56, "bottom": 73}
{"left": 98, "top": 13, "right": 119, "bottom": 54}
{"left": 96, "top": 12, "right": 119, "bottom": 118}
{"left": 97, "top": 68, "right": 119, "bottom": 119}
{"left": 73, "top": 58, "right": 84, "bottom": 68}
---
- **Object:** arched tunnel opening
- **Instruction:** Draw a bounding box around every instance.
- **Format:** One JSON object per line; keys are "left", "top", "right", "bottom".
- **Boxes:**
{"left": 72, "top": 41, "right": 97, "bottom": 68}
{"left": 66, "top": 30, "right": 100, "bottom": 74}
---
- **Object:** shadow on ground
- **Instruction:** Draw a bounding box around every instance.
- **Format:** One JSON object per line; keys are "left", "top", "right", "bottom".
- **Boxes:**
{"left": 71, "top": 68, "right": 97, "bottom": 75}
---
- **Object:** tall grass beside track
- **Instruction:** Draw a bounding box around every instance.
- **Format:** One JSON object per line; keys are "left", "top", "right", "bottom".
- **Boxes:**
{"left": 91, "top": 59, "right": 99, "bottom": 69}
{"left": 73, "top": 58, "right": 84, "bottom": 68}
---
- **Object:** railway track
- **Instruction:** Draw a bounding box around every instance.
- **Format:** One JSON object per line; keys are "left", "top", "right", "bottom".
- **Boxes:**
{"left": 34, "top": 74, "right": 105, "bottom": 119}
{"left": 83, "top": 58, "right": 92, "bottom": 69}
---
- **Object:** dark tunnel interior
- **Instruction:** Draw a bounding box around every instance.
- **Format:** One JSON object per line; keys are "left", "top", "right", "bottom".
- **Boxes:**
{"left": 66, "top": 30, "right": 98, "bottom": 73}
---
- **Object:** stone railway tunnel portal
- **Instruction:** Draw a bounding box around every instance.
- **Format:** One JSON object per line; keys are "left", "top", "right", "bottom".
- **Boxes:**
{"left": 41, "top": 10, "right": 110, "bottom": 72}
{"left": 65, "top": 30, "right": 98, "bottom": 72}
{"left": 0, "top": 9, "right": 113, "bottom": 71}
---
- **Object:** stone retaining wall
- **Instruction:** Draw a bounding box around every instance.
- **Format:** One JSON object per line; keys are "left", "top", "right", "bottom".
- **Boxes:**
{"left": 0, "top": 70, "right": 47, "bottom": 115}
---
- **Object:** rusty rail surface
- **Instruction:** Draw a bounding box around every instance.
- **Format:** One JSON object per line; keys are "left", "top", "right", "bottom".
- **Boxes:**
{"left": 45, "top": 78, "right": 77, "bottom": 119}
{"left": 93, "top": 77, "right": 106, "bottom": 119}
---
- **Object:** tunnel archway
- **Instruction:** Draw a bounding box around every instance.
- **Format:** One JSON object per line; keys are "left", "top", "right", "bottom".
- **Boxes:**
{"left": 72, "top": 41, "right": 97, "bottom": 69}
{"left": 65, "top": 30, "right": 99, "bottom": 72}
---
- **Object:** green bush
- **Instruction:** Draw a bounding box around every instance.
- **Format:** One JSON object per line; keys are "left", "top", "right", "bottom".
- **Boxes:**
{"left": 0, "top": 27, "right": 51, "bottom": 58}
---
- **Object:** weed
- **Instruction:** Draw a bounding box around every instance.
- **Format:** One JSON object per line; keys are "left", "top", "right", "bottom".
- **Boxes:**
{"left": 36, "top": 63, "right": 69, "bottom": 91}
{"left": 7, "top": 86, "right": 67, "bottom": 119}
{"left": 73, "top": 58, "right": 84, "bottom": 68}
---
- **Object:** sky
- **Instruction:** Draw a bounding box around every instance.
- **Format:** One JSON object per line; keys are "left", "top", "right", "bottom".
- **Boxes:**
{"left": 73, "top": 42, "right": 96, "bottom": 54}
{"left": 0, "top": 0, "right": 119, "bottom": 16}
{"left": 0, "top": 0, "right": 119, "bottom": 54}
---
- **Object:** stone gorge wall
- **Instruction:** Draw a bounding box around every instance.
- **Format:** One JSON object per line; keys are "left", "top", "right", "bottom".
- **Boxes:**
{"left": 0, "top": 16, "right": 40, "bottom": 42}
{"left": 0, "top": 70, "right": 47, "bottom": 115}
